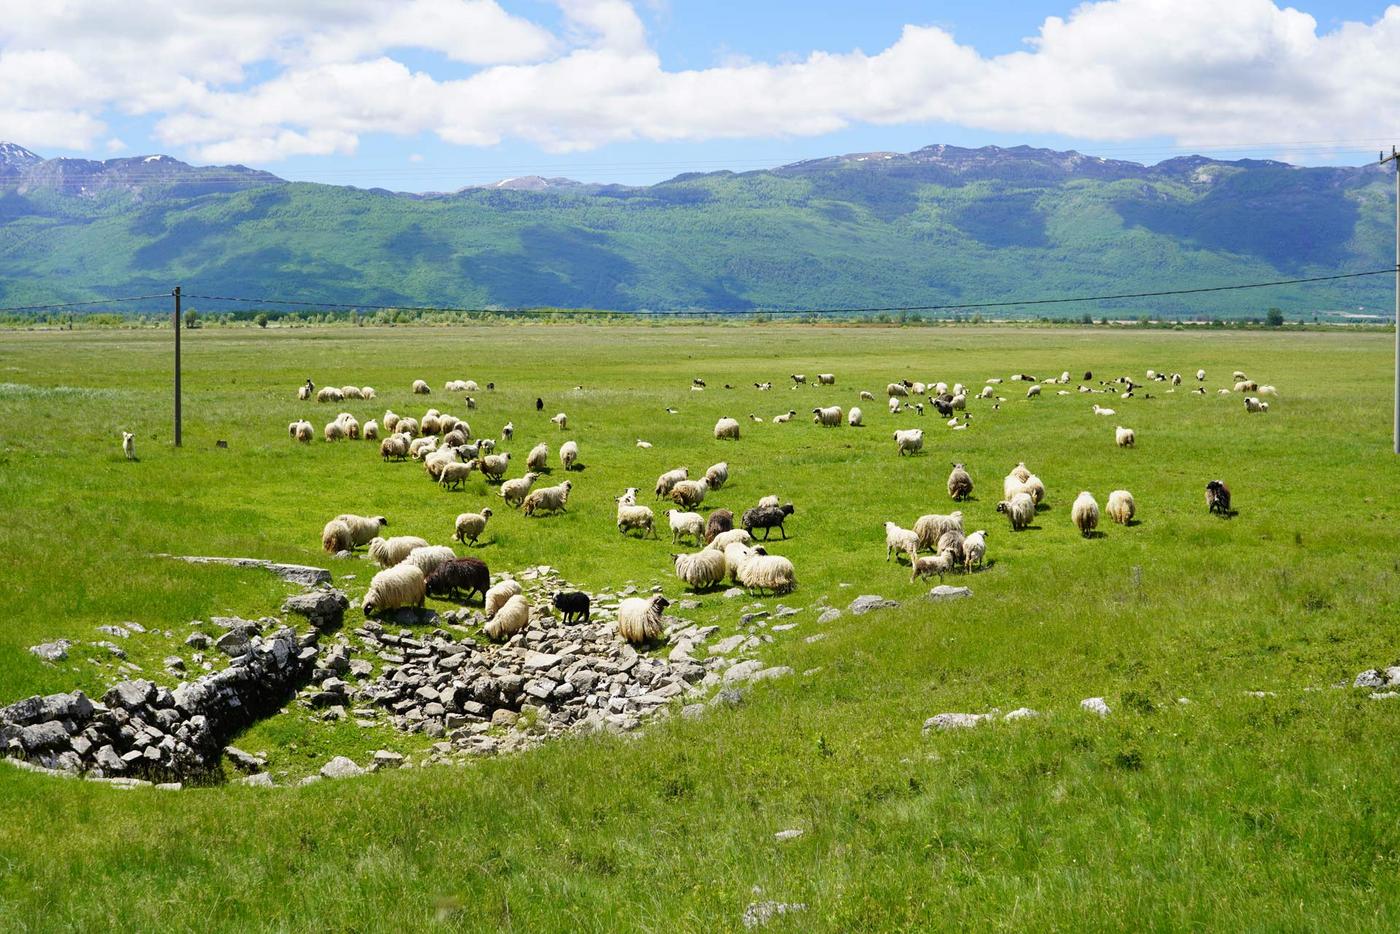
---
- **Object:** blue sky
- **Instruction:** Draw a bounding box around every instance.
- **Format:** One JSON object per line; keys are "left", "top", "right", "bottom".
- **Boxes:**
{"left": 4, "top": 0, "right": 1399, "bottom": 190}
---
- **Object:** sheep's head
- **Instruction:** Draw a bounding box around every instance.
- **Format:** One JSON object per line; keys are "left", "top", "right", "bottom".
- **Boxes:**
{"left": 781, "top": 504, "right": 795, "bottom": 516}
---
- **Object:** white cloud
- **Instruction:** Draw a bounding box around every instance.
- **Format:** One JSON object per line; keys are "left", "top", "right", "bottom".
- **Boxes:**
{"left": 0, "top": 0, "right": 1397, "bottom": 162}
{"left": 408, "top": 153, "right": 425, "bottom": 163}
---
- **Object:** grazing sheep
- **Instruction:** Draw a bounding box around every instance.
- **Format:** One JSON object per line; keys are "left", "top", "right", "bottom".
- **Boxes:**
{"left": 424, "top": 557, "right": 490, "bottom": 603}
{"left": 937, "top": 529, "right": 965, "bottom": 560}
{"left": 617, "top": 499, "right": 658, "bottom": 538}
{"left": 1257, "top": 385, "right": 1278, "bottom": 396}
{"left": 1071, "top": 492, "right": 1100, "bottom": 537}
{"left": 522, "top": 480, "right": 572, "bottom": 516}
{"left": 403, "top": 545, "right": 457, "bottom": 579}
{"left": 708, "top": 528, "right": 754, "bottom": 551}
{"left": 363, "top": 419, "right": 379, "bottom": 440}
{"left": 859, "top": 390, "right": 875, "bottom": 401}
{"left": 362, "top": 387, "right": 376, "bottom": 400}
{"left": 887, "top": 383, "right": 910, "bottom": 398}
{"left": 669, "top": 478, "right": 709, "bottom": 509}
{"left": 912, "top": 511, "right": 963, "bottom": 550}
{"left": 341, "top": 386, "right": 363, "bottom": 400}
{"left": 412, "top": 380, "right": 431, "bottom": 395}
{"left": 947, "top": 463, "right": 973, "bottom": 501}
{"left": 483, "top": 579, "right": 522, "bottom": 619}
{"left": 812, "top": 405, "right": 843, "bottom": 427}
{"left": 316, "top": 387, "right": 343, "bottom": 404}
{"left": 1196, "top": 369, "right": 1206, "bottom": 381}
{"left": 121, "top": 431, "right": 136, "bottom": 460}
{"left": 961, "top": 530, "right": 987, "bottom": 571}
{"left": 714, "top": 417, "right": 741, "bottom": 440}
{"left": 1206, "top": 479, "right": 1232, "bottom": 516}
{"left": 526, "top": 442, "right": 549, "bottom": 472}
{"left": 773, "top": 410, "right": 797, "bottom": 423}
{"left": 894, "top": 428, "right": 924, "bottom": 456}
{"left": 337, "top": 413, "right": 361, "bottom": 440}
{"left": 551, "top": 412, "right": 568, "bottom": 431}
{"left": 1234, "top": 380, "right": 1258, "bottom": 393}
{"left": 333, "top": 514, "right": 388, "bottom": 548}
{"left": 735, "top": 552, "right": 797, "bottom": 596}
{"left": 978, "top": 386, "right": 995, "bottom": 400}
{"left": 484, "top": 594, "right": 529, "bottom": 641}
{"left": 1106, "top": 490, "right": 1135, "bottom": 525}
{"left": 848, "top": 407, "right": 864, "bottom": 427}
{"left": 444, "top": 380, "right": 468, "bottom": 392}
{"left": 722, "top": 542, "right": 760, "bottom": 581}
{"left": 293, "top": 421, "right": 314, "bottom": 444}
{"left": 704, "top": 461, "right": 729, "bottom": 489}
{"left": 1026, "top": 384, "right": 1042, "bottom": 399}
{"left": 655, "top": 467, "right": 689, "bottom": 498}
{"left": 478, "top": 452, "right": 511, "bottom": 481}
{"left": 1021, "top": 473, "right": 1046, "bottom": 505}
{"left": 560, "top": 440, "right": 579, "bottom": 471}
{"left": 667, "top": 509, "right": 705, "bottom": 544}
{"left": 323, "top": 420, "right": 347, "bottom": 442}
{"left": 912, "top": 551, "right": 956, "bottom": 582}
{"left": 362, "top": 564, "right": 426, "bottom": 617}
{"left": 885, "top": 521, "right": 920, "bottom": 562}
{"left": 1244, "top": 396, "right": 1268, "bottom": 413}
{"left": 322, "top": 519, "right": 353, "bottom": 553}
{"left": 756, "top": 495, "right": 780, "bottom": 509}
{"left": 552, "top": 591, "right": 591, "bottom": 624}
{"left": 1115, "top": 426, "right": 1136, "bottom": 447}
{"left": 368, "top": 535, "right": 431, "bottom": 569}
{"left": 453, "top": 508, "right": 493, "bottom": 545}
{"left": 438, "top": 460, "right": 477, "bottom": 491}
{"left": 379, "top": 434, "right": 409, "bottom": 460}
{"left": 617, "top": 595, "right": 671, "bottom": 644}
{"left": 501, "top": 421, "right": 514, "bottom": 440}
{"left": 817, "top": 373, "right": 836, "bottom": 385}
{"left": 672, "top": 549, "right": 728, "bottom": 591}
{"left": 742, "top": 503, "right": 795, "bottom": 540}
{"left": 791, "top": 374, "right": 807, "bottom": 386}
{"left": 996, "top": 493, "right": 1035, "bottom": 531}
{"left": 704, "top": 509, "right": 734, "bottom": 544}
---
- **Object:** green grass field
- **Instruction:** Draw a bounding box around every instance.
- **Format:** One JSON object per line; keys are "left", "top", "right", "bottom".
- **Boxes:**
{"left": 3, "top": 323, "right": 1400, "bottom": 931}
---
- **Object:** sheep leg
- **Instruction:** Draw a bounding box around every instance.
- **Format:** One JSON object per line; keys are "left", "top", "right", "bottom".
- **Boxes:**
{"left": 779, "top": 525, "right": 787, "bottom": 540}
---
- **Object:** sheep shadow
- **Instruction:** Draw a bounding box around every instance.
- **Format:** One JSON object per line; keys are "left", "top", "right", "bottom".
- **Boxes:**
{"left": 1080, "top": 530, "right": 1107, "bottom": 540}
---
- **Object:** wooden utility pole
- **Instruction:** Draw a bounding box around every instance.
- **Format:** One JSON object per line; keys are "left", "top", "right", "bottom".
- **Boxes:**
{"left": 173, "top": 285, "right": 182, "bottom": 447}
{"left": 1385, "top": 148, "right": 1400, "bottom": 454}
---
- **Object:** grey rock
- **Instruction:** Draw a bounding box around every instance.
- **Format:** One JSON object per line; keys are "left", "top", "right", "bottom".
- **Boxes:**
{"left": 1354, "top": 669, "right": 1387, "bottom": 689}
{"left": 215, "top": 630, "right": 252, "bottom": 656}
{"left": 1080, "top": 697, "right": 1111, "bottom": 717}
{"left": 96, "top": 625, "right": 131, "bottom": 639}
{"left": 816, "top": 608, "right": 841, "bottom": 625}
{"left": 803, "top": 633, "right": 827, "bottom": 644}
{"left": 371, "top": 750, "right": 405, "bottom": 771}
{"left": 750, "top": 666, "right": 793, "bottom": 682}
{"left": 95, "top": 745, "right": 125, "bottom": 772}
{"left": 18, "top": 721, "right": 70, "bottom": 752}
{"left": 724, "top": 660, "right": 765, "bottom": 683}
{"left": 922, "top": 712, "right": 994, "bottom": 733}
{"left": 710, "top": 635, "right": 746, "bottom": 655}
{"left": 1003, "top": 707, "right": 1039, "bottom": 721}
{"left": 709, "top": 689, "right": 745, "bottom": 708}
{"left": 282, "top": 590, "right": 349, "bottom": 628}
{"left": 164, "top": 656, "right": 186, "bottom": 671}
{"left": 103, "top": 680, "right": 154, "bottom": 710}
{"left": 93, "top": 641, "right": 127, "bottom": 660}
{"left": 319, "top": 756, "right": 365, "bottom": 779}
{"left": 723, "top": 587, "right": 745, "bottom": 599}
{"left": 184, "top": 632, "right": 212, "bottom": 650}
{"left": 225, "top": 746, "right": 267, "bottom": 773}
{"left": 774, "top": 828, "right": 804, "bottom": 842}
{"left": 927, "top": 585, "right": 973, "bottom": 601}
{"left": 681, "top": 703, "right": 706, "bottom": 720}
{"left": 742, "top": 899, "right": 807, "bottom": 929}
{"left": 241, "top": 772, "right": 275, "bottom": 787}
{"left": 847, "top": 595, "right": 898, "bottom": 615}
{"left": 169, "top": 555, "right": 331, "bottom": 587}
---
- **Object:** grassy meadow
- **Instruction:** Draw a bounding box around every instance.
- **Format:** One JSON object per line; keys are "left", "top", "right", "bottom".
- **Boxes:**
{"left": 2, "top": 322, "right": 1400, "bottom": 931}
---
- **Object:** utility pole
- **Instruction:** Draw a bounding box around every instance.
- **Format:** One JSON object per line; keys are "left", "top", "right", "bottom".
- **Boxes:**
{"left": 1385, "top": 148, "right": 1400, "bottom": 454}
{"left": 172, "top": 282, "right": 182, "bottom": 448}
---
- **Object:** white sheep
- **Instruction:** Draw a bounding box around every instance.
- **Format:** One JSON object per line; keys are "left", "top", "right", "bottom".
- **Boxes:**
{"left": 412, "top": 379, "right": 431, "bottom": 395}
{"left": 396, "top": 417, "right": 419, "bottom": 437}
{"left": 341, "top": 386, "right": 363, "bottom": 400}
{"left": 884, "top": 521, "right": 919, "bottom": 562}
{"left": 978, "top": 386, "right": 995, "bottom": 399}
{"left": 894, "top": 428, "right": 924, "bottom": 456}
{"left": 560, "top": 440, "right": 579, "bottom": 471}
{"left": 382, "top": 410, "right": 400, "bottom": 432}
{"left": 522, "top": 480, "right": 572, "bottom": 516}
{"left": 1257, "top": 385, "right": 1278, "bottom": 396}
{"left": 438, "top": 460, "right": 476, "bottom": 490}
{"left": 1197, "top": 369, "right": 1206, "bottom": 381}
{"left": 363, "top": 419, "right": 379, "bottom": 440}
{"left": 368, "top": 535, "right": 430, "bottom": 568}
{"left": 551, "top": 412, "right": 568, "bottom": 431}
{"left": 817, "top": 373, "right": 836, "bottom": 385}
{"left": 859, "top": 390, "right": 875, "bottom": 401}
{"left": 1106, "top": 490, "right": 1135, "bottom": 525}
{"left": 655, "top": 467, "right": 689, "bottom": 498}
{"left": 322, "top": 519, "right": 353, "bottom": 553}
{"left": 1093, "top": 404, "right": 1115, "bottom": 416}
{"left": 617, "top": 595, "right": 670, "bottom": 644}
{"left": 722, "top": 542, "right": 760, "bottom": 581}
{"left": 324, "top": 420, "right": 346, "bottom": 442}
{"left": 914, "top": 511, "right": 964, "bottom": 550}
{"left": 636, "top": 439, "right": 652, "bottom": 448}
{"left": 1115, "top": 426, "right": 1136, "bottom": 447}
{"left": 1244, "top": 396, "right": 1268, "bottom": 413}
{"left": 333, "top": 514, "right": 388, "bottom": 548}
{"left": 617, "top": 499, "right": 657, "bottom": 538}
{"left": 911, "top": 551, "right": 955, "bottom": 582}
{"left": 484, "top": 594, "right": 529, "bottom": 641}
{"left": 961, "top": 530, "right": 987, "bottom": 571}
{"left": 453, "top": 509, "right": 493, "bottom": 545}
{"left": 424, "top": 445, "right": 459, "bottom": 481}
{"left": 707, "top": 528, "right": 753, "bottom": 551}
{"left": 478, "top": 452, "right": 511, "bottom": 481}
{"left": 888, "top": 397, "right": 902, "bottom": 415}
{"left": 362, "top": 564, "right": 426, "bottom": 617}
{"left": 813, "top": 405, "right": 843, "bottom": 427}
{"left": 848, "top": 407, "right": 864, "bottom": 427}
{"left": 361, "top": 386, "right": 376, "bottom": 400}
{"left": 501, "top": 421, "right": 514, "bottom": 440}
{"left": 483, "top": 579, "right": 522, "bottom": 619}
{"left": 704, "top": 461, "right": 729, "bottom": 489}
{"left": 297, "top": 382, "right": 313, "bottom": 401}
{"left": 1234, "top": 380, "right": 1259, "bottom": 393}
{"left": 293, "top": 421, "right": 314, "bottom": 444}
{"left": 714, "top": 417, "right": 741, "bottom": 440}
{"left": 316, "top": 387, "right": 343, "bottom": 404}
{"left": 1010, "top": 462, "right": 1031, "bottom": 482}
{"left": 947, "top": 463, "right": 973, "bottom": 500}
{"left": 667, "top": 509, "right": 705, "bottom": 544}
{"left": 526, "top": 442, "right": 549, "bottom": 472}
{"left": 773, "top": 410, "right": 796, "bottom": 423}
{"left": 672, "top": 549, "right": 727, "bottom": 591}
{"left": 736, "top": 552, "right": 797, "bottom": 596}
{"left": 493, "top": 472, "right": 537, "bottom": 510}
{"left": 1071, "top": 491, "right": 1100, "bottom": 537}
{"left": 756, "top": 495, "right": 780, "bottom": 509}
{"left": 996, "top": 492, "right": 1035, "bottom": 531}
{"left": 887, "top": 383, "right": 909, "bottom": 398}
{"left": 1026, "top": 384, "right": 1041, "bottom": 399}
{"left": 379, "top": 434, "right": 408, "bottom": 460}
{"left": 669, "top": 478, "right": 709, "bottom": 508}
{"left": 403, "top": 545, "right": 457, "bottom": 578}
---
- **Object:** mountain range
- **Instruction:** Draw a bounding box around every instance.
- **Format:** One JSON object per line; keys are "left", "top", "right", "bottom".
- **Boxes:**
{"left": 0, "top": 141, "right": 1393, "bottom": 317}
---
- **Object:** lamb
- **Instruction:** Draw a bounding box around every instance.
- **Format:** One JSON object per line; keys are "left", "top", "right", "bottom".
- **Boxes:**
{"left": 773, "top": 410, "right": 796, "bottom": 423}
{"left": 888, "top": 397, "right": 902, "bottom": 415}
{"left": 424, "top": 557, "right": 490, "bottom": 603}
{"left": 741, "top": 503, "right": 794, "bottom": 540}
{"left": 704, "top": 461, "right": 729, "bottom": 490}
{"left": 1071, "top": 491, "right": 1100, "bottom": 537}
{"left": 1244, "top": 396, "right": 1268, "bottom": 413}
{"left": 560, "top": 440, "right": 579, "bottom": 471}
{"left": 859, "top": 390, "right": 875, "bottom": 401}
{"left": 947, "top": 463, "right": 973, "bottom": 501}
{"left": 617, "top": 499, "right": 657, "bottom": 538}
{"left": 617, "top": 595, "right": 671, "bottom": 644}
{"left": 708, "top": 528, "right": 754, "bottom": 551}
{"left": 735, "top": 552, "right": 797, "bottom": 596}
{"left": 484, "top": 594, "right": 529, "bottom": 641}
{"left": 403, "top": 545, "right": 457, "bottom": 579}
{"left": 911, "top": 551, "right": 956, "bottom": 582}
{"left": 501, "top": 421, "right": 514, "bottom": 440}
{"left": 1115, "top": 426, "right": 1136, "bottom": 447}
{"left": 362, "top": 564, "right": 426, "bottom": 617}
{"left": 705, "top": 509, "right": 734, "bottom": 543}
{"left": 655, "top": 467, "right": 689, "bottom": 498}
{"left": 333, "top": 514, "right": 388, "bottom": 548}
{"left": 412, "top": 379, "right": 431, "bottom": 394}
{"left": 118, "top": 431, "right": 136, "bottom": 461}
{"left": 812, "top": 405, "right": 843, "bottom": 427}
{"left": 322, "top": 519, "right": 354, "bottom": 553}
{"left": 379, "top": 434, "right": 409, "bottom": 460}
{"left": 453, "top": 508, "right": 493, "bottom": 545}
{"left": 483, "top": 579, "right": 522, "bottom": 619}
{"left": 961, "top": 530, "right": 987, "bottom": 571}
{"left": 478, "top": 452, "right": 511, "bottom": 481}
{"left": 894, "top": 428, "right": 924, "bottom": 456}
{"left": 526, "top": 442, "right": 549, "bottom": 472}
{"left": 1106, "top": 490, "right": 1135, "bottom": 525}
{"left": 848, "top": 407, "right": 864, "bottom": 427}
{"left": 996, "top": 493, "right": 1035, "bottom": 531}
{"left": 672, "top": 549, "right": 728, "bottom": 591}
{"left": 884, "top": 521, "right": 919, "bottom": 562}
{"left": 714, "top": 417, "right": 741, "bottom": 440}
{"left": 551, "top": 412, "right": 568, "bottom": 431}
{"left": 552, "top": 591, "right": 591, "bottom": 624}
{"left": 368, "top": 535, "right": 431, "bottom": 568}
{"left": 1093, "top": 404, "right": 1116, "bottom": 416}
{"left": 913, "top": 511, "right": 963, "bottom": 550}
{"left": 522, "top": 480, "right": 572, "bottom": 516}
{"left": 438, "top": 460, "right": 477, "bottom": 490}
{"left": 1206, "top": 479, "right": 1232, "bottom": 516}
{"left": 316, "top": 386, "right": 343, "bottom": 403}
{"left": 363, "top": 419, "right": 379, "bottom": 440}
{"left": 669, "top": 478, "right": 709, "bottom": 509}
{"left": 817, "top": 373, "right": 836, "bottom": 385}
{"left": 666, "top": 509, "right": 705, "bottom": 544}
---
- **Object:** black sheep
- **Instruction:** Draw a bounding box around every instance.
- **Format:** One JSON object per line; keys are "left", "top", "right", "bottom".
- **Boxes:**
{"left": 424, "top": 557, "right": 489, "bottom": 604}
{"left": 1206, "top": 480, "right": 1232, "bottom": 517}
{"left": 552, "top": 591, "right": 591, "bottom": 624}
{"left": 742, "top": 503, "right": 795, "bottom": 540}
{"left": 705, "top": 509, "right": 734, "bottom": 544}
{"left": 535, "top": 397, "right": 544, "bottom": 411}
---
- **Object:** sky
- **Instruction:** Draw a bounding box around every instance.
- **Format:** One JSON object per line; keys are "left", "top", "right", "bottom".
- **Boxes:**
{"left": 2, "top": 0, "right": 1399, "bottom": 191}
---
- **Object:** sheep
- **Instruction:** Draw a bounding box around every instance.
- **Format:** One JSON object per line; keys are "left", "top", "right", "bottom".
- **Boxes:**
{"left": 937, "top": 528, "right": 965, "bottom": 560}
{"left": 361, "top": 387, "right": 376, "bottom": 400}
{"left": 996, "top": 493, "right": 1035, "bottom": 531}
{"left": 412, "top": 379, "right": 431, "bottom": 394}
{"left": 885, "top": 521, "right": 920, "bottom": 562}
{"left": 773, "top": 410, "right": 796, "bottom": 423}
{"left": 947, "top": 463, "right": 973, "bottom": 501}
{"left": 812, "top": 405, "right": 843, "bottom": 427}
{"left": 552, "top": 591, "right": 591, "bottom": 624}
{"left": 323, "top": 420, "right": 346, "bottom": 442}
{"left": 421, "top": 413, "right": 442, "bottom": 436}
{"left": 526, "top": 442, "right": 549, "bottom": 472}
{"left": 453, "top": 508, "right": 493, "bottom": 545}
{"left": 438, "top": 460, "right": 477, "bottom": 491}
{"left": 755, "top": 381, "right": 773, "bottom": 390}
{"left": 961, "top": 530, "right": 987, "bottom": 571}
{"left": 714, "top": 417, "right": 741, "bottom": 440}
{"left": 424, "top": 557, "right": 490, "bottom": 604}
{"left": 1234, "top": 380, "right": 1258, "bottom": 393}
{"left": 444, "top": 380, "right": 468, "bottom": 392}
{"left": 669, "top": 478, "right": 709, "bottom": 509}
{"left": 817, "top": 373, "right": 836, "bottom": 385}
{"left": 735, "top": 552, "right": 797, "bottom": 596}
{"left": 617, "top": 499, "right": 658, "bottom": 538}
{"left": 341, "top": 386, "right": 363, "bottom": 400}
{"left": 378, "top": 409, "right": 398, "bottom": 432}
{"left": 294, "top": 421, "right": 314, "bottom": 444}
{"left": 708, "top": 528, "right": 754, "bottom": 551}
{"left": 911, "top": 551, "right": 956, "bottom": 582}
{"left": 362, "top": 564, "right": 426, "bottom": 617}
{"left": 483, "top": 579, "right": 522, "bottom": 619}
{"left": 894, "top": 428, "right": 924, "bottom": 456}
{"left": 655, "top": 467, "right": 689, "bottom": 498}
{"left": 1197, "top": 369, "right": 1206, "bottom": 381}
{"left": 396, "top": 417, "right": 419, "bottom": 438}
{"left": 1106, "top": 490, "right": 1135, "bottom": 525}
{"left": 667, "top": 509, "right": 705, "bottom": 544}
{"left": 403, "top": 545, "right": 457, "bottom": 579}
{"left": 859, "top": 390, "right": 875, "bottom": 401}
{"left": 337, "top": 413, "right": 361, "bottom": 440}
{"left": 368, "top": 535, "right": 430, "bottom": 568}
{"left": 617, "top": 595, "right": 671, "bottom": 644}
{"left": 1093, "top": 404, "right": 1116, "bottom": 416}
{"left": 887, "top": 383, "right": 910, "bottom": 398}
{"left": 756, "top": 495, "right": 780, "bottom": 509}
{"left": 438, "top": 415, "right": 463, "bottom": 436}
{"left": 322, "top": 519, "right": 354, "bottom": 553}
{"left": 1206, "top": 479, "right": 1232, "bottom": 516}
{"left": 636, "top": 439, "right": 652, "bottom": 448}
{"left": 1244, "top": 396, "right": 1268, "bottom": 413}
{"left": 478, "top": 452, "right": 511, "bottom": 481}
{"left": 888, "top": 397, "right": 902, "bottom": 415}
{"left": 522, "top": 480, "right": 572, "bottom": 516}
{"left": 1071, "top": 491, "right": 1100, "bottom": 537}
{"left": 442, "top": 429, "right": 468, "bottom": 448}
{"left": 672, "top": 549, "right": 728, "bottom": 591}
{"left": 848, "top": 407, "right": 864, "bottom": 427}
{"left": 705, "top": 509, "right": 734, "bottom": 544}
{"left": 1115, "top": 426, "right": 1136, "bottom": 447}
{"left": 484, "top": 594, "right": 530, "bottom": 641}
{"left": 1010, "top": 462, "right": 1031, "bottom": 482}
{"left": 1257, "top": 385, "right": 1278, "bottom": 396}
{"left": 704, "top": 461, "right": 729, "bottom": 490}
{"left": 551, "top": 412, "right": 568, "bottom": 431}
{"left": 978, "top": 386, "right": 995, "bottom": 400}
{"left": 722, "top": 541, "right": 760, "bottom": 580}
{"left": 500, "top": 421, "right": 514, "bottom": 441}
{"left": 424, "top": 446, "right": 459, "bottom": 481}
{"left": 316, "top": 386, "right": 343, "bottom": 403}
{"left": 791, "top": 374, "right": 807, "bottom": 386}
{"left": 380, "top": 434, "right": 409, "bottom": 460}
{"left": 560, "top": 440, "right": 579, "bottom": 471}
{"left": 298, "top": 380, "right": 313, "bottom": 401}
{"left": 333, "top": 514, "right": 388, "bottom": 548}
{"left": 1021, "top": 474, "right": 1046, "bottom": 505}
{"left": 742, "top": 503, "right": 795, "bottom": 540}
{"left": 363, "top": 419, "right": 379, "bottom": 441}
{"left": 1026, "top": 384, "right": 1042, "bottom": 399}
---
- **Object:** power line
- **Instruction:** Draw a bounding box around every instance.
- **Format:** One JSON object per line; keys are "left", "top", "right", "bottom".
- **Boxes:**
{"left": 0, "top": 293, "right": 171, "bottom": 313}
